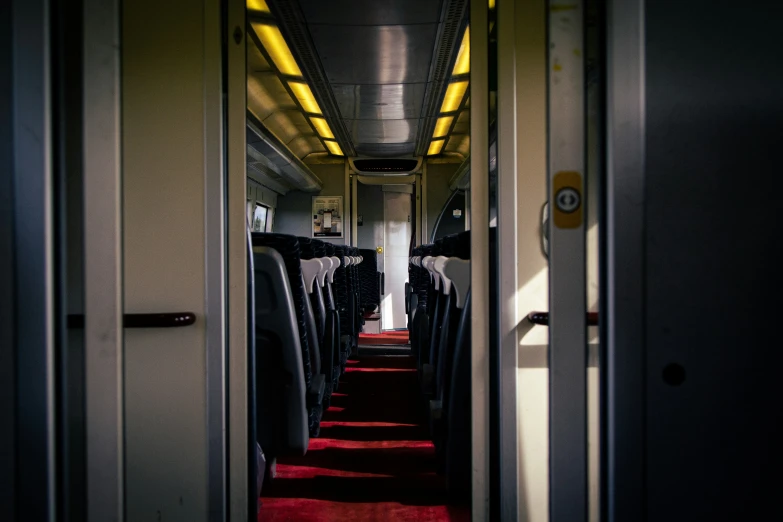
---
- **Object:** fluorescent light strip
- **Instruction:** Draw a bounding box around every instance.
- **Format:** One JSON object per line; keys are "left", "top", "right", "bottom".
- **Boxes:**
{"left": 324, "top": 140, "right": 344, "bottom": 156}
{"left": 288, "top": 81, "right": 322, "bottom": 115}
{"left": 428, "top": 140, "right": 445, "bottom": 156}
{"left": 452, "top": 26, "right": 470, "bottom": 76}
{"left": 247, "top": 0, "right": 270, "bottom": 13}
{"left": 310, "top": 117, "right": 335, "bottom": 139}
{"left": 251, "top": 23, "right": 302, "bottom": 77}
{"left": 440, "top": 80, "right": 468, "bottom": 113}
{"left": 433, "top": 116, "right": 454, "bottom": 138}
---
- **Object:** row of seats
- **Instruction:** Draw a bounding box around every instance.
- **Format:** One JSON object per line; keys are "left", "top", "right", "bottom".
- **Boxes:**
{"left": 250, "top": 233, "right": 372, "bottom": 465}
{"left": 407, "top": 231, "right": 472, "bottom": 503}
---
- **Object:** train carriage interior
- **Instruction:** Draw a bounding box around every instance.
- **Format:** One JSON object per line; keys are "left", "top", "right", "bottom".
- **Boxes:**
{"left": 3, "top": 0, "right": 782, "bottom": 521}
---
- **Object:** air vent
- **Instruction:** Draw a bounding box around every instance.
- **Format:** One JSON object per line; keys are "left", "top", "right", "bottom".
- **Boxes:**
{"left": 352, "top": 159, "right": 420, "bottom": 174}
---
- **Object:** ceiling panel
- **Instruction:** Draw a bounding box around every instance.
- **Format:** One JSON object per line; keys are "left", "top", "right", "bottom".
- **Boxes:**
{"left": 355, "top": 142, "right": 416, "bottom": 157}
{"left": 345, "top": 119, "right": 418, "bottom": 144}
{"left": 309, "top": 24, "right": 437, "bottom": 85}
{"left": 299, "top": 0, "right": 442, "bottom": 26}
{"left": 332, "top": 83, "right": 427, "bottom": 120}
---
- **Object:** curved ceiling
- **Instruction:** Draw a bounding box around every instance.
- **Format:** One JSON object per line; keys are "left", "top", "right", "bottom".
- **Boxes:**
{"left": 248, "top": 0, "right": 470, "bottom": 164}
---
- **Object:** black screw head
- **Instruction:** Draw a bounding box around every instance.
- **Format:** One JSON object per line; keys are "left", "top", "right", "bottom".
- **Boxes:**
{"left": 662, "top": 363, "right": 686, "bottom": 386}
{"left": 233, "top": 26, "right": 243, "bottom": 45}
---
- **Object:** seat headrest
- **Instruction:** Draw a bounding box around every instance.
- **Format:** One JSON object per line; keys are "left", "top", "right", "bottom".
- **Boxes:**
{"left": 300, "top": 258, "right": 323, "bottom": 294}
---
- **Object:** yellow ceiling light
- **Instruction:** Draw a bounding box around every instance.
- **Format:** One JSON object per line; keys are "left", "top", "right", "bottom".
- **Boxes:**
{"left": 251, "top": 23, "right": 302, "bottom": 77}
{"left": 310, "top": 117, "right": 335, "bottom": 139}
{"left": 288, "top": 81, "right": 322, "bottom": 115}
{"left": 433, "top": 116, "right": 454, "bottom": 138}
{"left": 428, "top": 140, "right": 445, "bottom": 156}
{"left": 440, "top": 80, "right": 468, "bottom": 113}
{"left": 489, "top": 0, "right": 495, "bottom": 8}
{"left": 247, "top": 0, "right": 270, "bottom": 13}
{"left": 452, "top": 26, "right": 470, "bottom": 76}
{"left": 324, "top": 140, "right": 344, "bottom": 156}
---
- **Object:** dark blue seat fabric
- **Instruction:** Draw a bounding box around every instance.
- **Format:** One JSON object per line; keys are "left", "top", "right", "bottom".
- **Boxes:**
{"left": 358, "top": 248, "right": 381, "bottom": 313}
{"left": 322, "top": 242, "right": 344, "bottom": 389}
{"left": 298, "top": 237, "right": 334, "bottom": 410}
{"left": 251, "top": 233, "right": 324, "bottom": 437}
{"left": 333, "top": 245, "right": 354, "bottom": 369}
{"left": 445, "top": 290, "right": 471, "bottom": 503}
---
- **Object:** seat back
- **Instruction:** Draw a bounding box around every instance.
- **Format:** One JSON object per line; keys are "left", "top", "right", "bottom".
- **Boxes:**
{"left": 252, "top": 233, "right": 325, "bottom": 436}
{"left": 445, "top": 289, "right": 472, "bottom": 501}
{"left": 358, "top": 248, "right": 381, "bottom": 312}
{"left": 250, "top": 244, "right": 308, "bottom": 457}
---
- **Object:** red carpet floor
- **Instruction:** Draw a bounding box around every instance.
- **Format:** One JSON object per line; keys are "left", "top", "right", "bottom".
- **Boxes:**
{"left": 358, "top": 331, "right": 410, "bottom": 346}
{"left": 259, "top": 355, "right": 468, "bottom": 521}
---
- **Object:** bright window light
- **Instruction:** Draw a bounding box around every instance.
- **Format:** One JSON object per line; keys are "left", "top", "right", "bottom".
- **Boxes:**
{"left": 324, "top": 140, "right": 344, "bottom": 156}
{"left": 310, "top": 117, "right": 335, "bottom": 139}
{"left": 251, "top": 23, "right": 302, "bottom": 77}
{"left": 433, "top": 116, "right": 454, "bottom": 138}
{"left": 452, "top": 26, "right": 470, "bottom": 76}
{"left": 288, "top": 81, "right": 322, "bottom": 115}
{"left": 428, "top": 140, "right": 445, "bottom": 156}
{"left": 440, "top": 80, "right": 468, "bottom": 113}
{"left": 247, "top": 0, "right": 270, "bottom": 13}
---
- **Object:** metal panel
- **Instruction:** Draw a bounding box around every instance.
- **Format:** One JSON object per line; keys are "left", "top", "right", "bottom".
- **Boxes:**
{"left": 309, "top": 24, "right": 438, "bottom": 85}
{"left": 13, "top": 0, "right": 56, "bottom": 520}
{"left": 548, "top": 1, "right": 587, "bottom": 522}
{"left": 355, "top": 142, "right": 416, "bottom": 157}
{"left": 469, "top": 0, "right": 490, "bottom": 518}
{"left": 0, "top": 0, "right": 15, "bottom": 517}
{"left": 83, "top": 0, "right": 124, "bottom": 519}
{"left": 203, "top": 0, "right": 226, "bottom": 519}
{"left": 345, "top": 119, "right": 418, "bottom": 144}
{"left": 299, "top": 0, "right": 442, "bottom": 26}
{"left": 332, "top": 83, "right": 427, "bottom": 121}
{"left": 496, "top": 0, "right": 519, "bottom": 517}
{"left": 604, "top": 0, "right": 645, "bottom": 520}
{"left": 228, "top": 0, "right": 251, "bottom": 518}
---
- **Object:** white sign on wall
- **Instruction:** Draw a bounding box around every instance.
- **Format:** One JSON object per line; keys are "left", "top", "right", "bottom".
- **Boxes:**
{"left": 312, "top": 195, "right": 343, "bottom": 238}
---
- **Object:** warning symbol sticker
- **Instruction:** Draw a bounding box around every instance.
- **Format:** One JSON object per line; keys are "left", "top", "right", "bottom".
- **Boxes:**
{"left": 553, "top": 171, "right": 583, "bottom": 229}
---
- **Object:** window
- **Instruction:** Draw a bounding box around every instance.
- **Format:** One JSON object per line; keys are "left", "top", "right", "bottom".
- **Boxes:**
{"left": 252, "top": 204, "right": 269, "bottom": 232}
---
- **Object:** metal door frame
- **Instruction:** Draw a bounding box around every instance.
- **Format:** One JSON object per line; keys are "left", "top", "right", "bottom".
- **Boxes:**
{"left": 603, "top": 0, "right": 646, "bottom": 520}
{"left": 10, "top": 1, "right": 57, "bottom": 520}
{"left": 547, "top": 1, "right": 588, "bottom": 521}
{"left": 83, "top": 0, "right": 125, "bottom": 520}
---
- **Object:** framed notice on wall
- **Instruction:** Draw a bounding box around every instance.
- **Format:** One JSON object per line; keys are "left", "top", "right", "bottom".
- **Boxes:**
{"left": 312, "top": 195, "right": 343, "bottom": 238}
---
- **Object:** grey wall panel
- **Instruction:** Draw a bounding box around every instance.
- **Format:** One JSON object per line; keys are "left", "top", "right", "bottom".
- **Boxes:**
{"left": 425, "top": 162, "right": 458, "bottom": 240}
{"left": 274, "top": 163, "right": 347, "bottom": 244}
{"left": 643, "top": 2, "right": 783, "bottom": 520}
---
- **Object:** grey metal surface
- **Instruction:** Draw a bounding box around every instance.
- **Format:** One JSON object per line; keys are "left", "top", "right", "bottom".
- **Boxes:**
{"left": 345, "top": 119, "right": 418, "bottom": 145}
{"left": 299, "top": 0, "right": 441, "bottom": 26}
{"left": 247, "top": 113, "right": 323, "bottom": 192}
{"left": 332, "top": 83, "right": 427, "bottom": 121}
{"left": 227, "top": 0, "right": 251, "bottom": 516}
{"left": 309, "top": 24, "right": 438, "bottom": 85}
{"left": 266, "top": 0, "right": 468, "bottom": 159}
{"left": 605, "top": 0, "right": 645, "bottom": 520}
{"left": 203, "top": 0, "right": 226, "bottom": 519}
{"left": 636, "top": 2, "right": 782, "bottom": 521}
{"left": 12, "top": 0, "right": 55, "bottom": 519}
{"left": 496, "top": 0, "right": 519, "bottom": 517}
{"left": 0, "top": 2, "right": 15, "bottom": 519}
{"left": 547, "top": 1, "right": 588, "bottom": 521}
{"left": 469, "top": 0, "right": 490, "bottom": 518}
{"left": 83, "top": 0, "right": 125, "bottom": 520}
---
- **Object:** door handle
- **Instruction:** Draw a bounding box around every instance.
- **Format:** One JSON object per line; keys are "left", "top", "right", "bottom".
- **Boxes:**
{"left": 67, "top": 312, "right": 196, "bottom": 329}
